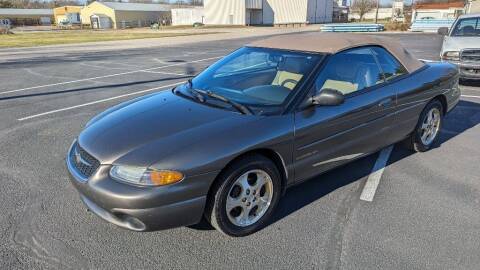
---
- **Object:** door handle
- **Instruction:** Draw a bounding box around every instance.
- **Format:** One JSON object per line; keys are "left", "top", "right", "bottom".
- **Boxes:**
{"left": 378, "top": 98, "right": 393, "bottom": 108}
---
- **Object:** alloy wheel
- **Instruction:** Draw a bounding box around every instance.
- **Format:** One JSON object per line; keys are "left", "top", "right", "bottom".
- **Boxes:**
{"left": 420, "top": 107, "right": 441, "bottom": 145}
{"left": 226, "top": 169, "right": 274, "bottom": 227}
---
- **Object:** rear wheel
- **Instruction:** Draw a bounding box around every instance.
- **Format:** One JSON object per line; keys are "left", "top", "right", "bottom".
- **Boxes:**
{"left": 406, "top": 99, "right": 443, "bottom": 152}
{"left": 205, "top": 154, "right": 281, "bottom": 237}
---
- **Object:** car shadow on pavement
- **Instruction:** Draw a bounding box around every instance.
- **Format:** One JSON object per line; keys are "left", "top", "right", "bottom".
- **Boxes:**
{"left": 189, "top": 100, "right": 480, "bottom": 232}
{"left": 0, "top": 75, "right": 192, "bottom": 101}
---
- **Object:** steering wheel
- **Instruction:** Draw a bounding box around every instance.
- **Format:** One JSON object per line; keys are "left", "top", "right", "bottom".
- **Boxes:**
{"left": 281, "top": 79, "right": 299, "bottom": 88}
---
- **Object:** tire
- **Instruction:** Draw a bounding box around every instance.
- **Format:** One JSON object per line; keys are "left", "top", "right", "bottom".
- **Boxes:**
{"left": 405, "top": 99, "right": 443, "bottom": 152}
{"left": 204, "top": 154, "right": 282, "bottom": 237}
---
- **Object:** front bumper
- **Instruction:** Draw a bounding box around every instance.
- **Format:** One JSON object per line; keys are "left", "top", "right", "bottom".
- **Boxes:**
{"left": 66, "top": 142, "right": 218, "bottom": 231}
{"left": 447, "top": 61, "right": 480, "bottom": 80}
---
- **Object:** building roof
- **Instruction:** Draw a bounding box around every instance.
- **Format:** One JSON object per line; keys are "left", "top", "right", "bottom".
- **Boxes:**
{"left": 249, "top": 32, "right": 425, "bottom": 73}
{"left": 171, "top": 7, "right": 205, "bottom": 11}
{"left": 100, "top": 2, "right": 171, "bottom": 12}
{"left": 0, "top": 8, "right": 53, "bottom": 16}
{"left": 53, "top": 6, "right": 83, "bottom": 15}
{"left": 414, "top": 2, "right": 464, "bottom": 10}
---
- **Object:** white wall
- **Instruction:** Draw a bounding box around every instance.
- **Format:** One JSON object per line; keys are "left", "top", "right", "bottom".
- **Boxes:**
{"left": 171, "top": 8, "right": 204, "bottom": 25}
{"left": 468, "top": 1, "right": 480, "bottom": 13}
{"left": 349, "top": 8, "right": 394, "bottom": 20}
{"left": 263, "top": 0, "right": 309, "bottom": 24}
{"left": 204, "top": 0, "right": 246, "bottom": 25}
{"left": 412, "top": 8, "right": 464, "bottom": 21}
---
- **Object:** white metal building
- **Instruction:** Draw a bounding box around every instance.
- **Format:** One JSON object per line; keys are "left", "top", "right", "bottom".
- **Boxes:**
{"left": 204, "top": 0, "right": 332, "bottom": 25}
{"left": 467, "top": 0, "right": 480, "bottom": 13}
{"left": 171, "top": 7, "right": 205, "bottom": 25}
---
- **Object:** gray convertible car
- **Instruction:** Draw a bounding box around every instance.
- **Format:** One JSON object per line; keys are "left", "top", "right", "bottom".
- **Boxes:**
{"left": 67, "top": 33, "right": 460, "bottom": 236}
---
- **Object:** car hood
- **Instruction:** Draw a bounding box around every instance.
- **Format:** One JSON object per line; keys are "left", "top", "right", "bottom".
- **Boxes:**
{"left": 442, "top": 36, "right": 480, "bottom": 52}
{"left": 78, "top": 90, "right": 254, "bottom": 166}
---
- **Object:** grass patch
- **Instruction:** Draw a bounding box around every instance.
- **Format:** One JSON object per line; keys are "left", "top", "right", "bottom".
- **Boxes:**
{"left": 0, "top": 30, "right": 221, "bottom": 48}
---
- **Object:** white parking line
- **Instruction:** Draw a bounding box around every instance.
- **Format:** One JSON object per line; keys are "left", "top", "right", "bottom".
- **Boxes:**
{"left": 142, "top": 71, "right": 188, "bottom": 76}
{"left": 17, "top": 81, "right": 185, "bottom": 121}
{"left": 79, "top": 62, "right": 131, "bottom": 70}
{"left": 461, "top": 95, "right": 480, "bottom": 99}
{"left": 360, "top": 145, "right": 394, "bottom": 202}
{"left": 0, "top": 56, "right": 221, "bottom": 95}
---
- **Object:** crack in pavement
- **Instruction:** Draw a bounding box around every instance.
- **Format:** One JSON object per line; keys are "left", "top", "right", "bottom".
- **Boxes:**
{"left": 324, "top": 180, "right": 364, "bottom": 270}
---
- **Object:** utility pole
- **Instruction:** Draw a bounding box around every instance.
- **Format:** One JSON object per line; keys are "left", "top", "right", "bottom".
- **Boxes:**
{"left": 375, "top": 0, "right": 379, "bottom": 23}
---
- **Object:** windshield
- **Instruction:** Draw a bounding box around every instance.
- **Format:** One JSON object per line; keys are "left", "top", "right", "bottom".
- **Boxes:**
{"left": 451, "top": 17, "right": 480, "bottom": 37}
{"left": 176, "top": 47, "right": 321, "bottom": 112}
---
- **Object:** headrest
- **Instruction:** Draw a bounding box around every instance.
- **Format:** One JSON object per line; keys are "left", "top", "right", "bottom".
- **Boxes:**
{"left": 278, "top": 56, "right": 307, "bottom": 74}
{"left": 463, "top": 25, "right": 475, "bottom": 34}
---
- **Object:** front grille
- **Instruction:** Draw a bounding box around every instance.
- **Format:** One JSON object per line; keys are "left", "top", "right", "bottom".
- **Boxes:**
{"left": 69, "top": 142, "right": 100, "bottom": 179}
{"left": 461, "top": 49, "right": 480, "bottom": 62}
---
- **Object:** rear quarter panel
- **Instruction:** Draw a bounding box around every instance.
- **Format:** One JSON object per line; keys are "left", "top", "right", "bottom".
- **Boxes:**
{"left": 393, "top": 62, "right": 459, "bottom": 142}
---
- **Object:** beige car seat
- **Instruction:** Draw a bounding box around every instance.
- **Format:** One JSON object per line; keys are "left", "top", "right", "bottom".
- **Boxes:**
{"left": 272, "top": 57, "right": 305, "bottom": 90}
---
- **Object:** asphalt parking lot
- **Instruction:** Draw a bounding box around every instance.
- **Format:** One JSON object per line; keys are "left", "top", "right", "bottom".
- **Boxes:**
{"left": 0, "top": 33, "right": 479, "bottom": 270}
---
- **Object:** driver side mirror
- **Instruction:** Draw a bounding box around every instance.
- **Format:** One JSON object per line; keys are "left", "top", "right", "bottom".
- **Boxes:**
{"left": 437, "top": 27, "right": 449, "bottom": 36}
{"left": 311, "top": 88, "right": 345, "bottom": 106}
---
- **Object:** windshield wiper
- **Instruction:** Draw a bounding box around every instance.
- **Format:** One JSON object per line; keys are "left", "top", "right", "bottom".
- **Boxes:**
{"left": 188, "top": 88, "right": 206, "bottom": 103}
{"left": 195, "top": 89, "right": 253, "bottom": 115}
{"left": 184, "top": 79, "right": 205, "bottom": 102}
{"left": 185, "top": 79, "right": 251, "bottom": 115}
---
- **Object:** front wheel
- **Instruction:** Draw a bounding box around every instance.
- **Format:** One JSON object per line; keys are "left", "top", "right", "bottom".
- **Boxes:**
{"left": 406, "top": 99, "right": 443, "bottom": 152}
{"left": 205, "top": 154, "right": 282, "bottom": 237}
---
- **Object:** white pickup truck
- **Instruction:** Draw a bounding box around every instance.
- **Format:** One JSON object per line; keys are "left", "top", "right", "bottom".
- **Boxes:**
{"left": 438, "top": 14, "right": 480, "bottom": 80}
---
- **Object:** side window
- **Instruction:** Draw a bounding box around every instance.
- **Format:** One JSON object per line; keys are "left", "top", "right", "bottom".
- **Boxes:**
{"left": 314, "top": 47, "right": 384, "bottom": 96}
{"left": 452, "top": 18, "right": 480, "bottom": 36}
{"left": 371, "top": 47, "right": 407, "bottom": 81}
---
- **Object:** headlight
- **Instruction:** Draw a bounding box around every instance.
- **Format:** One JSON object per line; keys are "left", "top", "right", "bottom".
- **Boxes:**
{"left": 442, "top": 51, "right": 460, "bottom": 61}
{"left": 110, "top": 165, "right": 184, "bottom": 186}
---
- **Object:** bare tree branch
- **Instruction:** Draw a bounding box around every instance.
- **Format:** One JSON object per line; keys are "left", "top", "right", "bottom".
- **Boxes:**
{"left": 351, "top": 0, "right": 376, "bottom": 21}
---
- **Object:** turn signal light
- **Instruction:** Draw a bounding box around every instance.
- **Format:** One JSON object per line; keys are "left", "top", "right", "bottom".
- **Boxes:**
{"left": 150, "top": 170, "right": 184, "bottom": 186}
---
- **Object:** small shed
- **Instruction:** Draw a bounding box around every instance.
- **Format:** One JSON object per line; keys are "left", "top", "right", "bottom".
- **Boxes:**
{"left": 81, "top": 1, "right": 171, "bottom": 29}
{"left": 54, "top": 6, "right": 83, "bottom": 25}
{"left": 171, "top": 7, "right": 205, "bottom": 26}
{"left": 90, "top": 14, "right": 112, "bottom": 29}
